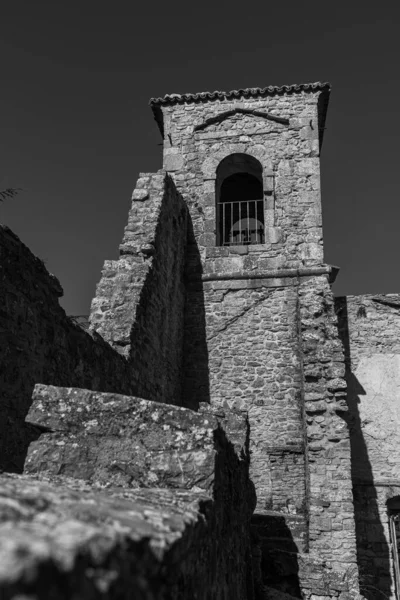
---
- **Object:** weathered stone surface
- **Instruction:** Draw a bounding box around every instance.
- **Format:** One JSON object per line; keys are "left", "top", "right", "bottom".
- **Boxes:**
{"left": 0, "top": 226, "right": 138, "bottom": 473}
{"left": 25, "top": 385, "right": 250, "bottom": 494}
{"left": 160, "top": 92, "right": 324, "bottom": 271}
{"left": 296, "top": 553, "right": 363, "bottom": 600}
{"left": 299, "top": 277, "right": 357, "bottom": 574}
{"left": 0, "top": 473, "right": 246, "bottom": 600}
{"left": 184, "top": 283, "right": 307, "bottom": 515}
{"left": 131, "top": 188, "right": 149, "bottom": 200}
{"left": 21, "top": 384, "right": 256, "bottom": 596}
{"left": 336, "top": 294, "right": 400, "bottom": 599}
{"left": 89, "top": 172, "right": 188, "bottom": 405}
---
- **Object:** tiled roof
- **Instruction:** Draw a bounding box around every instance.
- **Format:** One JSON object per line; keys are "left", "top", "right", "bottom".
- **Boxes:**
{"left": 150, "top": 82, "right": 331, "bottom": 144}
{"left": 149, "top": 82, "right": 330, "bottom": 107}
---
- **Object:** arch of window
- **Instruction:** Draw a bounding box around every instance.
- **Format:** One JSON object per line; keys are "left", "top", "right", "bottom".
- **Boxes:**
{"left": 216, "top": 154, "right": 264, "bottom": 246}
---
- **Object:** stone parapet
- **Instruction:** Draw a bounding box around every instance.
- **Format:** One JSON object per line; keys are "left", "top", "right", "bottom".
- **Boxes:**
{"left": 0, "top": 474, "right": 244, "bottom": 600}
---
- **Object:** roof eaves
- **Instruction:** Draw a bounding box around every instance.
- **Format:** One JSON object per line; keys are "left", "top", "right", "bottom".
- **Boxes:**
{"left": 149, "top": 81, "right": 331, "bottom": 140}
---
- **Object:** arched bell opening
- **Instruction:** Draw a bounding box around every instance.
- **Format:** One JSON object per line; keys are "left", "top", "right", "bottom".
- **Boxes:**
{"left": 216, "top": 154, "right": 264, "bottom": 246}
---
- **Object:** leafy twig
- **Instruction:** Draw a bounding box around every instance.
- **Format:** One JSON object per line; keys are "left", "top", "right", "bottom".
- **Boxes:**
{"left": 0, "top": 188, "right": 22, "bottom": 202}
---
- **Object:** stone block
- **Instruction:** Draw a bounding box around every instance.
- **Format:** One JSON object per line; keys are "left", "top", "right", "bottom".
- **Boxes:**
{"left": 131, "top": 188, "right": 149, "bottom": 201}
{"left": 204, "top": 219, "right": 216, "bottom": 233}
{"left": 265, "top": 227, "right": 282, "bottom": 244}
{"left": 228, "top": 245, "right": 248, "bottom": 255}
{"left": 201, "top": 156, "right": 218, "bottom": 178}
{"left": 263, "top": 175, "right": 274, "bottom": 193}
{"left": 25, "top": 385, "right": 251, "bottom": 494}
{"left": 203, "top": 179, "right": 216, "bottom": 192}
{"left": 296, "top": 158, "right": 319, "bottom": 176}
{"left": 247, "top": 244, "right": 265, "bottom": 253}
{"left": 26, "top": 385, "right": 211, "bottom": 490}
{"left": 298, "top": 242, "right": 323, "bottom": 262}
{"left": 205, "top": 247, "right": 229, "bottom": 259}
{"left": 164, "top": 152, "right": 184, "bottom": 171}
{"left": 199, "top": 233, "right": 216, "bottom": 247}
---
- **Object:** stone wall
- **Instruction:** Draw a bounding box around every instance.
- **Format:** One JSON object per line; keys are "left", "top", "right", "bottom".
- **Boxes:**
{"left": 184, "top": 279, "right": 306, "bottom": 517}
{"left": 0, "top": 225, "right": 137, "bottom": 473}
{"left": 170, "top": 89, "right": 327, "bottom": 524}
{"left": 337, "top": 294, "right": 400, "bottom": 599}
{"left": 0, "top": 170, "right": 188, "bottom": 472}
{"left": 184, "top": 268, "right": 360, "bottom": 597}
{"left": 89, "top": 171, "right": 188, "bottom": 404}
{"left": 0, "top": 384, "right": 256, "bottom": 600}
{"left": 0, "top": 474, "right": 214, "bottom": 600}
{"left": 298, "top": 276, "right": 358, "bottom": 578}
{"left": 24, "top": 384, "right": 248, "bottom": 494}
{"left": 155, "top": 89, "right": 324, "bottom": 269}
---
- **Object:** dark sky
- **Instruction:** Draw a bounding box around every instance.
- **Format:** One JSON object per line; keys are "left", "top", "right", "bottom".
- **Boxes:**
{"left": 1, "top": 2, "right": 399, "bottom": 315}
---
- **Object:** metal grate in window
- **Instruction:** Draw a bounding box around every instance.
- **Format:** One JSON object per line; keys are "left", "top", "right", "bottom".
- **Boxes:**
{"left": 218, "top": 199, "right": 264, "bottom": 246}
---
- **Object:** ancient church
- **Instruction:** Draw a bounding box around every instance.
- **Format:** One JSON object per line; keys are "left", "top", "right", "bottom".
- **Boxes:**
{"left": 1, "top": 82, "right": 400, "bottom": 600}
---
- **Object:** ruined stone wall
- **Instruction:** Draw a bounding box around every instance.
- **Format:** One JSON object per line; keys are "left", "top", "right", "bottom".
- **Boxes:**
{"left": 0, "top": 169, "right": 188, "bottom": 473}
{"left": 0, "top": 225, "right": 138, "bottom": 473}
{"left": 0, "top": 384, "right": 256, "bottom": 600}
{"left": 337, "top": 294, "right": 400, "bottom": 599}
{"left": 298, "top": 276, "right": 357, "bottom": 573}
{"left": 89, "top": 171, "right": 187, "bottom": 404}
{"left": 0, "top": 475, "right": 217, "bottom": 600}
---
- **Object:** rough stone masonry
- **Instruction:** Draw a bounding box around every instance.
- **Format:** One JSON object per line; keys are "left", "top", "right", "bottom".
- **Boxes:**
{"left": 2, "top": 81, "right": 398, "bottom": 599}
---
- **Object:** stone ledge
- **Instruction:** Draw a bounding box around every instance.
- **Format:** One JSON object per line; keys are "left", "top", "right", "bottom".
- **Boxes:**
{"left": 262, "top": 444, "right": 305, "bottom": 454}
{"left": 0, "top": 473, "right": 214, "bottom": 599}
{"left": 25, "top": 385, "right": 250, "bottom": 492}
{"left": 193, "top": 265, "right": 338, "bottom": 283}
{"left": 353, "top": 479, "right": 400, "bottom": 488}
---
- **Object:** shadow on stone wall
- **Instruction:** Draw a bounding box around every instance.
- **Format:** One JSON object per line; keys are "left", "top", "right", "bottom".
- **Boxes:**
{"left": 336, "top": 297, "right": 392, "bottom": 600}
{"left": 211, "top": 419, "right": 258, "bottom": 599}
{"left": 181, "top": 215, "right": 210, "bottom": 409}
{"left": 252, "top": 513, "right": 301, "bottom": 598}
{"left": 1, "top": 325, "right": 136, "bottom": 475}
{"left": 126, "top": 174, "right": 188, "bottom": 405}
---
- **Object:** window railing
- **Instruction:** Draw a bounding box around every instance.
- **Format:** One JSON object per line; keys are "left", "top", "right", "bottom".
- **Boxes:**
{"left": 390, "top": 514, "right": 400, "bottom": 599}
{"left": 218, "top": 199, "right": 264, "bottom": 246}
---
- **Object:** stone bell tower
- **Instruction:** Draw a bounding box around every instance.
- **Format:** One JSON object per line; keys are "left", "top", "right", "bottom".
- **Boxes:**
{"left": 150, "top": 84, "right": 361, "bottom": 596}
